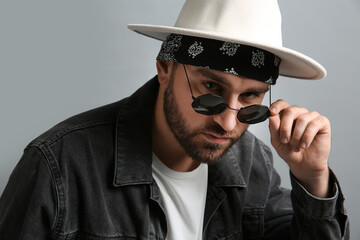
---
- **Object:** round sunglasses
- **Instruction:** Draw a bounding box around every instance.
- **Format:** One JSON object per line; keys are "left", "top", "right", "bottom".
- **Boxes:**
{"left": 183, "top": 65, "right": 271, "bottom": 124}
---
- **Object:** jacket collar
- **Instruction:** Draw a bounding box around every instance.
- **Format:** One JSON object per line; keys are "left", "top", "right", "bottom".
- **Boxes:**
{"left": 113, "top": 76, "right": 246, "bottom": 188}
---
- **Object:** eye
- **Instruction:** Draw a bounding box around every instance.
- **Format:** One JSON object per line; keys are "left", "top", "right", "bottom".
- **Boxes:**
{"left": 241, "top": 92, "right": 258, "bottom": 98}
{"left": 204, "top": 81, "right": 220, "bottom": 91}
{"left": 240, "top": 92, "right": 262, "bottom": 102}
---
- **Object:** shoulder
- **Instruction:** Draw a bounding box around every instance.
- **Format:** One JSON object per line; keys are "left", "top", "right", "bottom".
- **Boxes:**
{"left": 20, "top": 99, "right": 128, "bottom": 183}
{"left": 23, "top": 76, "right": 159, "bottom": 170}
{"left": 28, "top": 76, "right": 159, "bottom": 149}
{"left": 28, "top": 99, "right": 126, "bottom": 149}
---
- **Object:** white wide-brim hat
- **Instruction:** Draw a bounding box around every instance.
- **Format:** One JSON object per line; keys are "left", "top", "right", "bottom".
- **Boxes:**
{"left": 128, "top": 0, "right": 326, "bottom": 80}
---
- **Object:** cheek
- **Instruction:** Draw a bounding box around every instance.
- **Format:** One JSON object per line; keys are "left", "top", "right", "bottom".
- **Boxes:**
{"left": 236, "top": 122, "right": 250, "bottom": 135}
{"left": 180, "top": 101, "right": 207, "bottom": 128}
{"left": 258, "top": 93, "right": 269, "bottom": 105}
{"left": 177, "top": 94, "right": 214, "bottom": 130}
{"left": 172, "top": 82, "right": 205, "bottom": 125}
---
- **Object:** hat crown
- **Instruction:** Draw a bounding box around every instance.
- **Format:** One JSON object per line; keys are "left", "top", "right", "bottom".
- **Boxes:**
{"left": 174, "top": 0, "right": 282, "bottom": 46}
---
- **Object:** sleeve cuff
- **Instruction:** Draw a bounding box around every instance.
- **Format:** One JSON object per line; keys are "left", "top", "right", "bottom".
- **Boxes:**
{"left": 290, "top": 169, "right": 340, "bottom": 219}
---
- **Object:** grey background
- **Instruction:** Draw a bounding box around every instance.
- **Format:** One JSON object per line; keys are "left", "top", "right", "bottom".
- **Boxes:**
{"left": 0, "top": 0, "right": 358, "bottom": 238}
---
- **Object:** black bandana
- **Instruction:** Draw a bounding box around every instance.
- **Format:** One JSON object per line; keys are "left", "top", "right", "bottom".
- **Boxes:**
{"left": 157, "top": 34, "right": 281, "bottom": 84}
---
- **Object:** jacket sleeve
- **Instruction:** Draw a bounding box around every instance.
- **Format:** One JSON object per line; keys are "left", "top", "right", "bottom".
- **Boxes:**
{"left": 0, "top": 146, "right": 57, "bottom": 239}
{"left": 289, "top": 170, "right": 349, "bottom": 239}
{"left": 263, "top": 164, "right": 349, "bottom": 239}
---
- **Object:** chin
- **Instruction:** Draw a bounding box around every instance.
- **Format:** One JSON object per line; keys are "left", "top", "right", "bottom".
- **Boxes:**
{"left": 189, "top": 141, "right": 234, "bottom": 164}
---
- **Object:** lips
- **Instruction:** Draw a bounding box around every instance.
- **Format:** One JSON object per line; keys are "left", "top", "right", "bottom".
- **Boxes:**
{"left": 203, "top": 133, "right": 230, "bottom": 144}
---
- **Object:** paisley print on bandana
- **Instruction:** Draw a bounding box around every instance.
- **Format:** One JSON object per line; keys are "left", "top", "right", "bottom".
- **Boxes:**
{"left": 156, "top": 34, "right": 281, "bottom": 84}
{"left": 188, "top": 41, "right": 204, "bottom": 58}
{"left": 220, "top": 42, "right": 241, "bottom": 56}
{"left": 251, "top": 50, "right": 265, "bottom": 68}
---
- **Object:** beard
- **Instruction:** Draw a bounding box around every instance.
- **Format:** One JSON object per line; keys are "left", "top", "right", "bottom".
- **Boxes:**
{"left": 163, "top": 74, "right": 241, "bottom": 164}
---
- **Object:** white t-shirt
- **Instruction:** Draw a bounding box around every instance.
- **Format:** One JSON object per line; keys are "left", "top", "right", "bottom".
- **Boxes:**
{"left": 152, "top": 153, "right": 208, "bottom": 240}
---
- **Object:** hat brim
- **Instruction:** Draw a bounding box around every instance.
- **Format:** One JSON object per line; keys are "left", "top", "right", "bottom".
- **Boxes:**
{"left": 128, "top": 24, "right": 326, "bottom": 80}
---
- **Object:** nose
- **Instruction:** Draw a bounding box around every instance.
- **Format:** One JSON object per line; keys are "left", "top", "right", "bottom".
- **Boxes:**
{"left": 212, "top": 102, "right": 239, "bottom": 132}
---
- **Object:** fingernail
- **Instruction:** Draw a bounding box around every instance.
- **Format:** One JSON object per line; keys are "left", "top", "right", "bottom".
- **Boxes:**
{"left": 300, "top": 142, "right": 307, "bottom": 149}
{"left": 281, "top": 137, "right": 288, "bottom": 144}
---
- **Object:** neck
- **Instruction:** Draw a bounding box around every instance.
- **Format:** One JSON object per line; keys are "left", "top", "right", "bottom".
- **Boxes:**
{"left": 151, "top": 89, "right": 200, "bottom": 172}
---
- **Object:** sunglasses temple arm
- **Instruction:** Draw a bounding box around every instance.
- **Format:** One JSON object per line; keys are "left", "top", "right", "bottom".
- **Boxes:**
{"left": 183, "top": 64, "right": 196, "bottom": 100}
{"left": 269, "top": 84, "right": 272, "bottom": 107}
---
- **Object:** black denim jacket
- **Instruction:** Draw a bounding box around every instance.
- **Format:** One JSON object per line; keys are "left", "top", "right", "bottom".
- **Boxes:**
{"left": 0, "top": 77, "right": 349, "bottom": 239}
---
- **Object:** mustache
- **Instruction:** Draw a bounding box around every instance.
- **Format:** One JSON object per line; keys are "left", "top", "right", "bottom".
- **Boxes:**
{"left": 198, "top": 122, "right": 238, "bottom": 139}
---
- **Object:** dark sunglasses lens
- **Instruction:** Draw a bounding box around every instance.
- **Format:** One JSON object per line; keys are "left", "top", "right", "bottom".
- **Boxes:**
{"left": 237, "top": 105, "right": 270, "bottom": 124}
{"left": 192, "top": 94, "right": 227, "bottom": 115}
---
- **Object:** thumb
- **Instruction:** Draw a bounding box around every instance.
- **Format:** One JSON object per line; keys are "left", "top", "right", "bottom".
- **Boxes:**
{"left": 268, "top": 109, "right": 281, "bottom": 147}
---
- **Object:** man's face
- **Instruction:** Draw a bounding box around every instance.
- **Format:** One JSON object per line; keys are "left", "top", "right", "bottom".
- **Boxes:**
{"left": 163, "top": 63, "right": 269, "bottom": 164}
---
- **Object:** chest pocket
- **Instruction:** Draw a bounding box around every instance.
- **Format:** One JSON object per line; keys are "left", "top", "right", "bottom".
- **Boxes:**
{"left": 242, "top": 208, "right": 264, "bottom": 240}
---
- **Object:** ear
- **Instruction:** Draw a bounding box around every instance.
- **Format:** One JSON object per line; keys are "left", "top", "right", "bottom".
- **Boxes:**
{"left": 156, "top": 60, "right": 174, "bottom": 85}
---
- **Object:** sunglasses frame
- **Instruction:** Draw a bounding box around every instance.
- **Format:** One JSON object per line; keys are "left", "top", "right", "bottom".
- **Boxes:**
{"left": 183, "top": 64, "right": 271, "bottom": 124}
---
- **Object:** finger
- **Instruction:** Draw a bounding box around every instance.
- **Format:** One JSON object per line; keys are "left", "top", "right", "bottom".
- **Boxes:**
{"left": 269, "top": 99, "right": 290, "bottom": 116}
{"left": 300, "top": 115, "right": 331, "bottom": 149}
{"left": 290, "top": 111, "right": 321, "bottom": 151}
{"left": 278, "top": 106, "right": 308, "bottom": 145}
{"left": 268, "top": 113, "right": 281, "bottom": 147}
{"left": 269, "top": 99, "right": 293, "bottom": 146}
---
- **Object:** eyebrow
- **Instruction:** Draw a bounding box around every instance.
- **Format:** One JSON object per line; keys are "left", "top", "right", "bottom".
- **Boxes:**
{"left": 195, "top": 68, "right": 232, "bottom": 87}
{"left": 195, "top": 68, "right": 270, "bottom": 93}
{"left": 244, "top": 86, "right": 270, "bottom": 94}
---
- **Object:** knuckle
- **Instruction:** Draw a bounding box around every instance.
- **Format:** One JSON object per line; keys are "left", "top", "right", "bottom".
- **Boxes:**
{"left": 301, "top": 107, "right": 309, "bottom": 113}
{"left": 320, "top": 115, "right": 330, "bottom": 124}
{"left": 279, "top": 125, "right": 290, "bottom": 136}
{"left": 314, "top": 115, "right": 327, "bottom": 126}
{"left": 308, "top": 119, "right": 320, "bottom": 129}
{"left": 290, "top": 105, "right": 306, "bottom": 114}
{"left": 279, "top": 125, "right": 288, "bottom": 132}
{"left": 296, "top": 115, "right": 308, "bottom": 124}
{"left": 311, "top": 111, "right": 320, "bottom": 116}
{"left": 297, "top": 106, "right": 306, "bottom": 112}
{"left": 284, "top": 107, "right": 297, "bottom": 115}
{"left": 302, "top": 130, "right": 315, "bottom": 140}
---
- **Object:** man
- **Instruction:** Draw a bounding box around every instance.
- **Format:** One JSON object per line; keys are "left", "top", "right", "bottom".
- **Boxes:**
{"left": 0, "top": 0, "right": 349, "bottom": 239}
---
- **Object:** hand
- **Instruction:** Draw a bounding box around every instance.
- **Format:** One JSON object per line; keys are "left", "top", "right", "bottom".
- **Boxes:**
{"left": 268, "top": 99, "right": 331, "bottom": 198}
